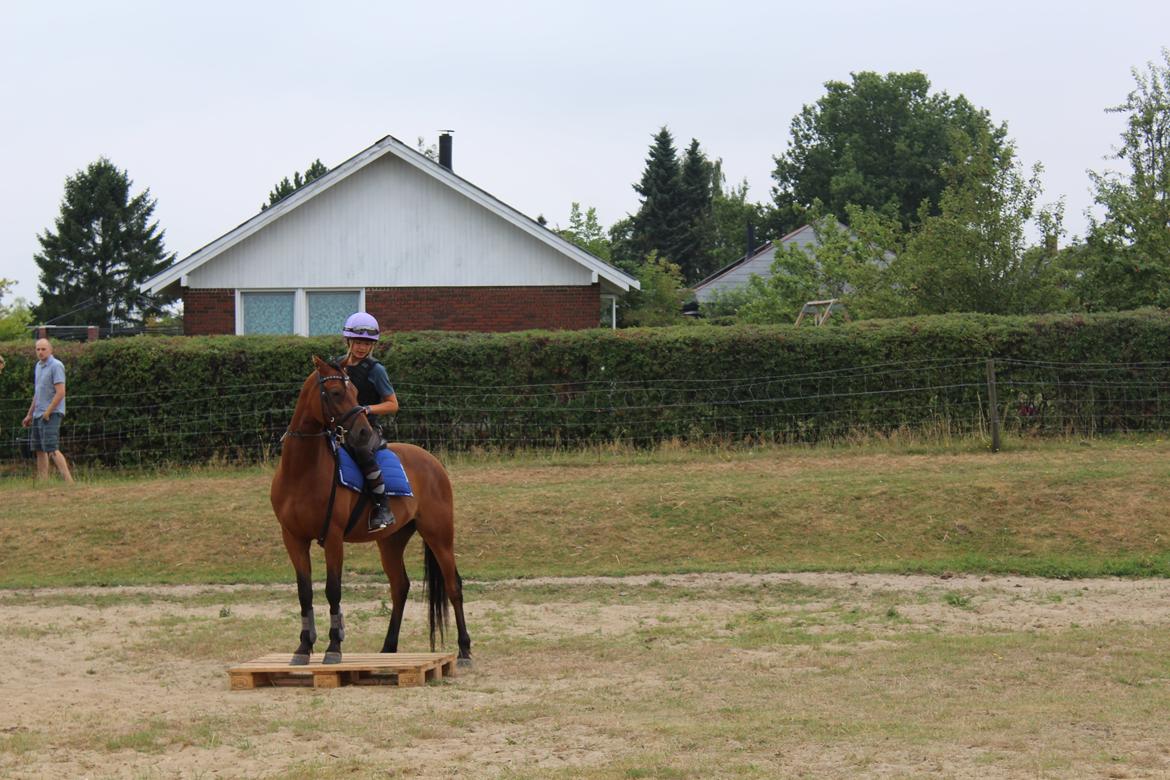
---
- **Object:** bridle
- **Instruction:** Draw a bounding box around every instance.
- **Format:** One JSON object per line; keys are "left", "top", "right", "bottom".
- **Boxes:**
{"left": 283, "top": 367, "right": 375, "bottom": 546}
{"left": 285, "top": 369, "right": 368, "bottom": 445}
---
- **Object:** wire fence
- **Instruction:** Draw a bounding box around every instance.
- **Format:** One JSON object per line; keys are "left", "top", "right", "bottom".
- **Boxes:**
{"left": 3, "top": 357, "right": 1170, "bottom": 471}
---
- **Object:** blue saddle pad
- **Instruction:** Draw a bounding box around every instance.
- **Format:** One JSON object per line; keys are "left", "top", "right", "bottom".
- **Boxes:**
{"left": 337, "top": 445, "right": 414, "bottom": 497}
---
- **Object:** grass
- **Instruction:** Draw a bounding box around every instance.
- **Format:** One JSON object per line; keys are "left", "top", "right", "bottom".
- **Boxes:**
{"left": 2, "top": 436, "right": 1170, "bottom": 587}
{"left": 4, "top": 437, "right": 1169, "bottom": 778}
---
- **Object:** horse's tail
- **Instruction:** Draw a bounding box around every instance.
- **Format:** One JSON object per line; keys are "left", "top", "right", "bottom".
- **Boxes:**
{"left": 423, "top": 543, "right": 450, "bottom": 651}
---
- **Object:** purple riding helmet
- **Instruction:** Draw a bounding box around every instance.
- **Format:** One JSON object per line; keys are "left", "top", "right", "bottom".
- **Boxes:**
{"left": 342, "top": 311, "right": 380, "bottom": 341}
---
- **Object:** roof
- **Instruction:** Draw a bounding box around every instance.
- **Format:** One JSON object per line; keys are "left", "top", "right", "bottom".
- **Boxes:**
{"left": 692, "top": 224, "right": 821, "bottom": 302}
{"left": 141, "top": 134, "right": 639, "bottom": 294}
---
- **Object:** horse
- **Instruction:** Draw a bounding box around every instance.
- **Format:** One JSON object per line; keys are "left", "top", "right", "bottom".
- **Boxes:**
{"left": 270, "top": 356, "right": 471, "bottom": 667}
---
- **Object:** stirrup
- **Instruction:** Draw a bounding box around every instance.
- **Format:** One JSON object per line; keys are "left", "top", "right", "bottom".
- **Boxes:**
{"left": 368, "top": 505, "right": 395, "bottom": 532}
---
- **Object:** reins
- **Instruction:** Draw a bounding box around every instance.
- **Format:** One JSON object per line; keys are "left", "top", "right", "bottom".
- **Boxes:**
{"left": 282, "top": 370, "right": 371, "bottom": 546}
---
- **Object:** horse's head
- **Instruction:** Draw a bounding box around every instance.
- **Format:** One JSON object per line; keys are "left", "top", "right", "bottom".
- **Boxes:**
{"left": 310, "top": 355, "right": 378, "bottom": 455}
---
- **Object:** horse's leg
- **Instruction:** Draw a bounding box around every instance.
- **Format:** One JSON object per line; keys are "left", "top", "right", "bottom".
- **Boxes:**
{"left": 282, "top": 528, "right": 316, "bottom": 665}
{"left": 440, "top": 547, "right": 472, "bottom": 666}
{"left": 375, "top": 525, "right": 416, "bottom": 653}
{"left": 418, "top": 519, "right": 472, "bottom": 664}
{"left": 322, "top": 532, "right": 346, "bottom": 664}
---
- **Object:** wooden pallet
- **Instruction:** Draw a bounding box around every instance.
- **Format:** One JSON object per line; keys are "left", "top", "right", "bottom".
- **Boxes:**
{"left": 228, "top": 652, "right": 457, "bottom": 690}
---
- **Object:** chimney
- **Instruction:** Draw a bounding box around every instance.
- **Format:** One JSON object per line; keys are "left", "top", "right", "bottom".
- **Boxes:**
{"left": 1044, "top": 232, "right": 1058, "bottom": 255}
{"left": 745, "top": 223, "right": 756, "bottom": 258}
{"left": 439, "top": 131, "right": 453, "bottom": 171}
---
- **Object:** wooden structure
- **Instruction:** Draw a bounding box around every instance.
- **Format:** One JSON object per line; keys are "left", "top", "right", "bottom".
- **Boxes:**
{"left": 228, "top": 652, "right": 457, "bottom": 689}
{"left": 794, "top": 299, "right": 850, "bottom": 327}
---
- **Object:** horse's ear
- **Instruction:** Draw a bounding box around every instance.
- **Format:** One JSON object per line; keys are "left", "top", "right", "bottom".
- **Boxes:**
{"left": 310, "top": 355, "right": 327, "bottom": 372}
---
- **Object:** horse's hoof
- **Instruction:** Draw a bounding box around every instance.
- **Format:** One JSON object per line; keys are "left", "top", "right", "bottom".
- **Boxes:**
{"left": 290, "top": 654, "right": 310, "bottom": 666}
{"left": 323, "top": 651, "right": 342, "bottom": 665}
{"left": 457, "top": 657, "right": 473, "bottom": 669}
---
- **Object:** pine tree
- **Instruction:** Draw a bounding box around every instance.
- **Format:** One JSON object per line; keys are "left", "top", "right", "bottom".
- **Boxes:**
{"left": 33, "top": 158, "right": 175, "bottom": 329}
{"left": 262, "top": 158, "right": 330, "bottom": 210}
{"left": 676, "top": 139, "right": 715, "bottom": 281}
{"left": 631, "top": 127, "right": 686, "bottom": 264}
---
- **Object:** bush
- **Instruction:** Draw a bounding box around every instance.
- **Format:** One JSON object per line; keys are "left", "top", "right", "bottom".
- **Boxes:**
{"left": 2, "top": 308, "right": 1169, "bottom": 466}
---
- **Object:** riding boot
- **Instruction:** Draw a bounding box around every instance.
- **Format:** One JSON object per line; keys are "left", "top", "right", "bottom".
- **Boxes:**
{"left": 368, "top": 492, "right": 396, "bottom": 532}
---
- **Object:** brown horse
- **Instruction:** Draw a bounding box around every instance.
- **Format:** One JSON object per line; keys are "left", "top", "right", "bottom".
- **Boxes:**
{"left": 270, "top": 356, "right": 471, "bottom": 666}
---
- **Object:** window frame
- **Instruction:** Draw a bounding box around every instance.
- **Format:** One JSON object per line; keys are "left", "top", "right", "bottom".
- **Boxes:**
{"left": 600, "top": 293, "right": 618, "bottom": 329}
{"left": 236, "top": 288, "right": 365, "bottom": 336}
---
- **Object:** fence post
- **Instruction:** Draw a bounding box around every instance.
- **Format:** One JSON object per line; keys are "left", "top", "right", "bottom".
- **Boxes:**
{"left": 986, "top": 358, "right": 1001, "bottom": 453}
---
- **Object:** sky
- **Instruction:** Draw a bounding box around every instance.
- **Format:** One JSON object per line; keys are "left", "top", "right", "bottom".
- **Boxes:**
{"left": 2, "top": 0, "right": 1168, "bottom": 307}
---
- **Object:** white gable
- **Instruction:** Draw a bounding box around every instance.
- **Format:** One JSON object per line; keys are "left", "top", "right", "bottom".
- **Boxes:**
{"left": 187, "top": 154, "right": 591, "bottom": 289}
{"left": 142, "top": 135, "right": 637, "bottom": 295}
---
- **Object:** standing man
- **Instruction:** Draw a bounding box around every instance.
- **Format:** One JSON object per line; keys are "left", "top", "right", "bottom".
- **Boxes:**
{"left": 22, "top": 338, "right": 74, "bottom": 483}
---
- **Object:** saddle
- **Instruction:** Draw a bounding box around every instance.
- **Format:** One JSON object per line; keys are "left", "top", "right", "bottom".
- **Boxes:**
{"left": 333, "top": 439, "right": 414, "bottom": 497}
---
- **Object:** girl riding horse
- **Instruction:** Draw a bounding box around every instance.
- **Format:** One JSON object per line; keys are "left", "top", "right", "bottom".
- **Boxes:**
{"left": 271, "top": 354, "right": 472, "bottom": 666}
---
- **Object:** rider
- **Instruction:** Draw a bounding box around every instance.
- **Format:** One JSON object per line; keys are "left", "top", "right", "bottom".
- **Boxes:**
{"left": 337, "top": 312, "right": 399, "bottom": 532}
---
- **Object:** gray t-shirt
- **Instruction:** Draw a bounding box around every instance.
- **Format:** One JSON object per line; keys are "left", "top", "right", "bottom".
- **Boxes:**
{"left": 33, "top": 356, "right": 66, "bottom": 416}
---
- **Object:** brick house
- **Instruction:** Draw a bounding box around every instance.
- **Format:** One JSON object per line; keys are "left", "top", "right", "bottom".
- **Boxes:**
{"left": 141, "top": 134, "right": 638, "bottom": 335}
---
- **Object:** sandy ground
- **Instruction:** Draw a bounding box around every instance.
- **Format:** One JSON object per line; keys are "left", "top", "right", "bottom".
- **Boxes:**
{"left": 2, "top": 572, "right": 1170, "bottom": 779}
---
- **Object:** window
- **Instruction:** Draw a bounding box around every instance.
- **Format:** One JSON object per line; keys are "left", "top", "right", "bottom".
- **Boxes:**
{"left": 241, "top": 292, "right": 294, "bottom": 334}
{"left": 600, "top": 294, "right": 617, "bottom": 329}
{"left": 308, "top": 291, "right": 361, "bottom": 336}
{"left": 237, "top": 289, "right": 363, "bottom": 335}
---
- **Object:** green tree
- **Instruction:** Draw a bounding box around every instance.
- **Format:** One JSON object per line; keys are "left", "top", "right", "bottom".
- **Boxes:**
{"left": 0, "top": 279, "right": 32, "bottom": 340}
{"left": 621, "top": 253, "right": 691, "bottom": 327}
{"left": 33, "top": 158, "right": 175, "bottom": 329}
{"left": 416, "top": 136, "right": 438, "bottom": 161}
{"left": 728, "top": 209, "right": 902, "bottom": 324}
{"left": 1077, "top": 49, "right": 1170, "bottom": 310}
{"left": 719, "top": 130, "right": 1071, "bottom": 323}
{"left": 772, "top": 71, "right": 1008, "bottom": 229}
{"left": 707, "top": 161, "right": 776, "bottom": 278}
{"left": 557, "top": 203, "right": 612, "bottom": 261}
{"left": 631, "top": 127, "right": 686, "bottom": 264}
{"left": 606, "top": 216, "right": 641, "bottom": 275}
{"left": 893, "top": 132, "right": 1071, "bottom": 315}
{"left": 675, "top": 139, "right": 715, "bottom": 281}
{"left": 262, "top": 158, "right": 329, "bottom": 210}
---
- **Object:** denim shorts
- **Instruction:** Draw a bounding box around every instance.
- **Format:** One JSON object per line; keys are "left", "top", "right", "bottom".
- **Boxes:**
{"left": 31, "top": 414, "right": 63, "bottom": 453}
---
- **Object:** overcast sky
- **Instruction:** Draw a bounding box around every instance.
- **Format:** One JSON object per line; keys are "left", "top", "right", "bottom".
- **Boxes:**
{"left": 2, "top": 1, "right": 1167, "bottom": 306}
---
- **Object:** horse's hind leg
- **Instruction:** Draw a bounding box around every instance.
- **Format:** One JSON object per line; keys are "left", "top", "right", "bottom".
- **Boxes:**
{"left": 282, "top": 529, "right": 317, "bottom": 665}
{"left": 376, "top": 525, "right": 416, "bottom": 653}
{"left": 420, "top": 525, "right": 472, "bottom": 666}
{"left": 434, "top": 543, "right": 472, "bottom": 666}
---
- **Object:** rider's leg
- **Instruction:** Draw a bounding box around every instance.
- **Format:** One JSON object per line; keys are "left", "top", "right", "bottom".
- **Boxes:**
{"left": 353, "top": 446, "right": 395, "bottom": 532}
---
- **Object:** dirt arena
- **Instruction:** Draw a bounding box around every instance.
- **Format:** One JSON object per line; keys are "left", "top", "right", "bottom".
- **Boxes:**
{"left": 2, "top": 572, "right": 1170, "bottom": 779}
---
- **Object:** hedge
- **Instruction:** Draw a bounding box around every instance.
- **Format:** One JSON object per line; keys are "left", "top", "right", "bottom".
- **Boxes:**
{"left": 2, "top": 309, "right": 1169, "bottom": 466}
